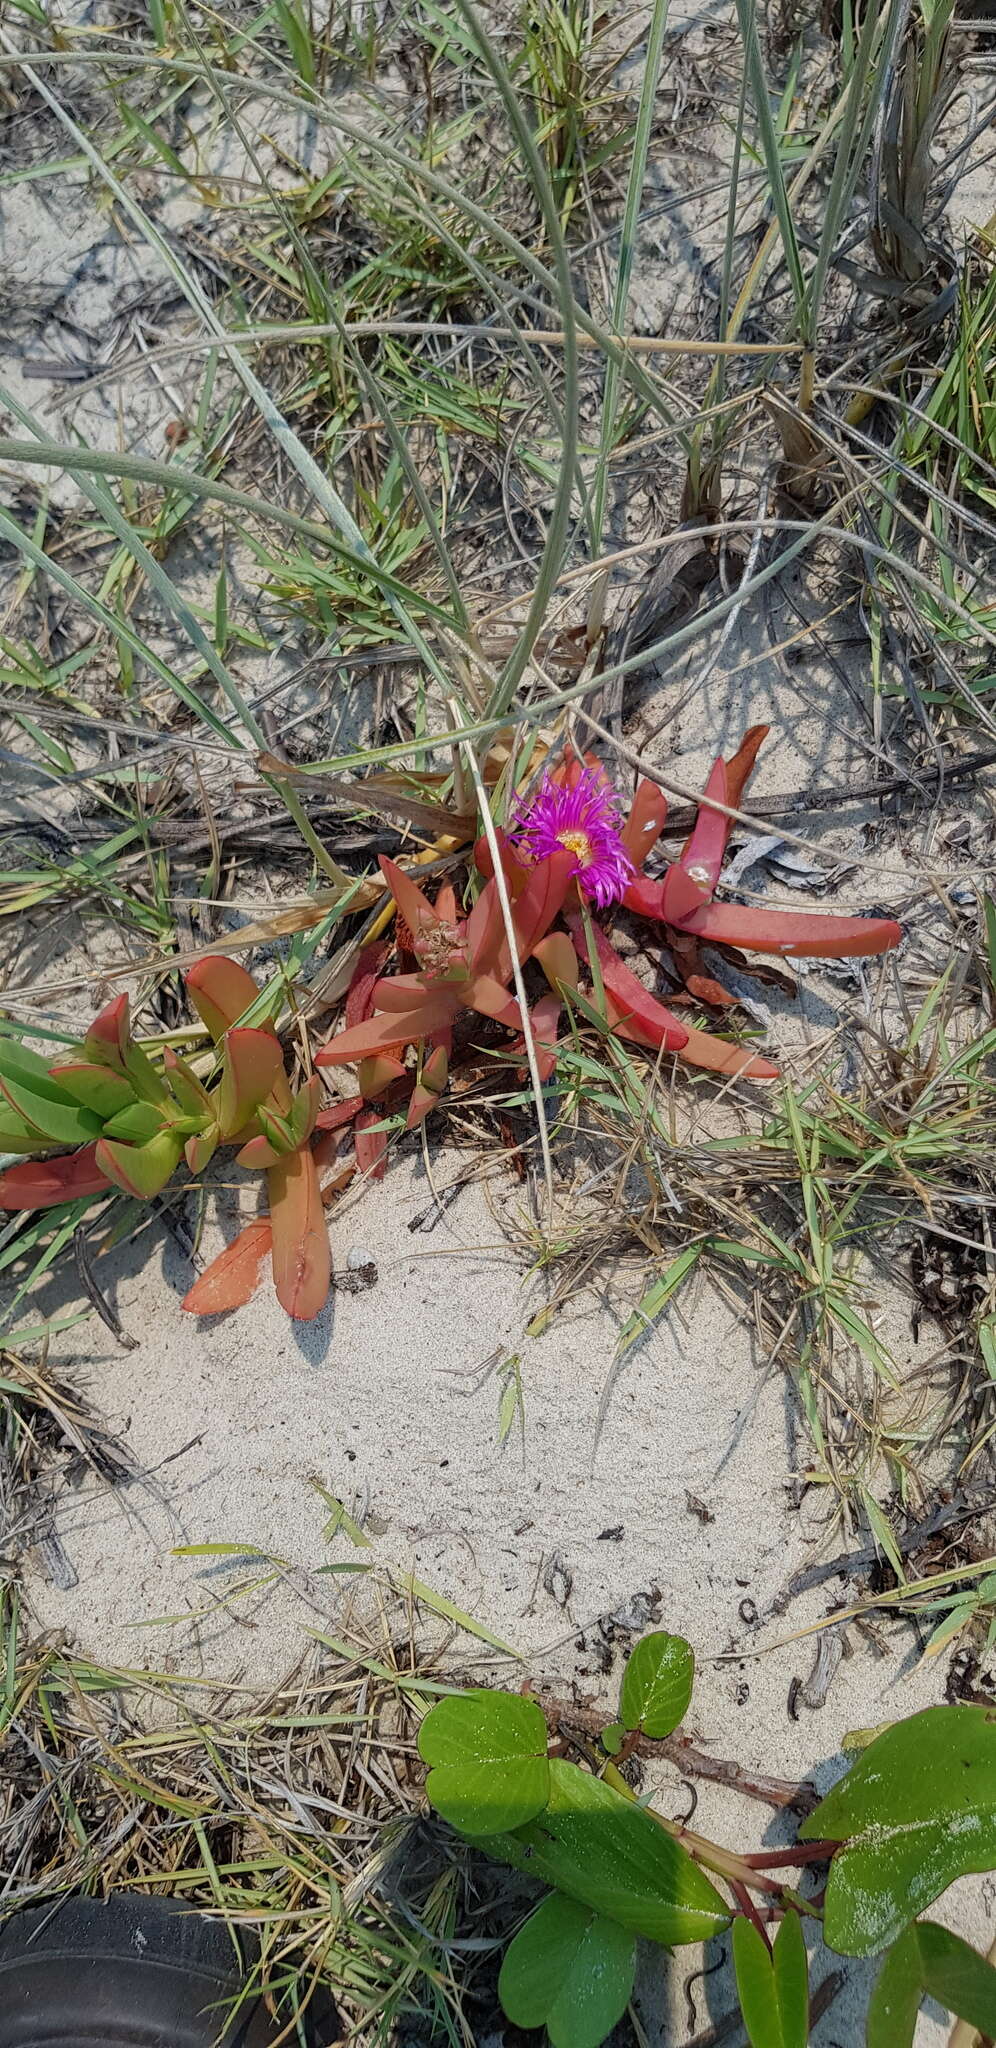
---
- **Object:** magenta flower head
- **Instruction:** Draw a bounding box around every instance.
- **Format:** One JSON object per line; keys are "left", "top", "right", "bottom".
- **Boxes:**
{"left": 510, "top": 766, "right": 634, "bottom": 909}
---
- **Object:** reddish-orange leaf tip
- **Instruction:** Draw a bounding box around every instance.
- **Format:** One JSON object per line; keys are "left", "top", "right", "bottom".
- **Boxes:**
{"left": 182, "top": 1219, "right": 274, "bottom": 1315}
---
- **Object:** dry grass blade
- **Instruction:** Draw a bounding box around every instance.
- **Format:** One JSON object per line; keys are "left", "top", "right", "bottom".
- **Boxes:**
{"left": 0, "top": 1589, "right": 498, "bottom": 2043}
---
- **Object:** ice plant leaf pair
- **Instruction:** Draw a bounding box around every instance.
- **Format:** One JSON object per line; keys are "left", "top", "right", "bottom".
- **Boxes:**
{"left": 621, "top": 726, "right": 901, "bottom": 962}
{"left": 180, "top": 957, "right": 330, "bottom": 1321}
{"left": 0, "top": 955, "right": 336, "bottom": 1324}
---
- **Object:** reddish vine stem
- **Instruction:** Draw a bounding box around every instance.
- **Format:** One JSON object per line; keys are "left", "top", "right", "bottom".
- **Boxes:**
{"left": 741, "top": 1839, "right": 838, "bottom": 1869}
{"left": 531, "top": 1692, "right": 818, "bottom": 1812}
{"left": 731, "top": 1878, "right": 774, "bottom": 1947}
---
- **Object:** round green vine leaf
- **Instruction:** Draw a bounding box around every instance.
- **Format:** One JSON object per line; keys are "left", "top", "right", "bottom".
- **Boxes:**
{"left": 418, "top": 1689, "right": 550, "bottom": 1835}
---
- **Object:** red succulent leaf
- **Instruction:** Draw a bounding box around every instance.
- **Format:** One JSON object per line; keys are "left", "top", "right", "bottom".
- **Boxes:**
{"left": 371, "top": 973, "right": 454, "bottom": 1012}
{"left": 234, "top": 1134, "right": 282, "bottom": 1169}
{"left": 181, "top": 1219, "right": 273, "bottom": 1315}
{"left": 505, "top": 847, "right": 577, "bottom": 969}
{"left": 405, "top": 1085, "right": 436, "bottom": 1130}
{"left": 379, "top": 858, "right": 466, "bottom": 976}
{"left": 472, "top": 828, "right": 529, "bottom": 888}
{"left": 662, "top": 1017, "right": 779, "bottom": 1081}
{"left": 724, "top": 723, "right": 769, "bottom": 810}
{"left": 379, "top": 857, "right": 441, "bottom": 939}
{"left": 0, "top": 1145, "right": 111, "bottom": 1210}
{"left": 549, "top": 747, "right": 596, "bottom": 791}
{"left": 678, "top": 901, "right": 902, "bottom": 958}
{"left": 624, "top": 727, "right": 771, "bottom": 922}
{"left": 268, "top": 1145, "right": 331, "bottom": 1319}
{"left": 314, "top": 1095, "right": 366, "bottom": 1131}
{"left": 466, "top": 974, "right": 524, "bottom": 1030}
{"left": 567, "top": 914, "right": 688, "bottom": 1053}
{"left": 355, "top": 1107, "right": 389, "bottom": 1179}
{"left": 84, "top": 994, "right": 131, "bottom": 1070}
{"left": 532, "top": 931, "right": 580, "bottom": 995}
{"left": 185, "top": 956, "right": 261, "bottom": 1041}
{"left": 621, "top": 872, "right": 669, "bottom": 919}
{"left": 185, "top": 1129, "right": 219, "bottom": 1173}
{"left": 313, "top": 1130, "right": 345, "bottom": 1174}
{"left": 358, "top": 1054, "right": 408, "bottom": 1098}
{"left": 509, "top": 991, "right": 562, "bottom": 1082}
{"left": 465, "top": 876, "right": 505, "bottom": 976}
{"left": 346, "top": 943, "right": 391, "bottom": 1028}
{"left": 659, "top": 861, "right": 713, "bottom": 925}
{"left": 621, "top": 779, "right": 669, "bottom": 864}
{"left": 599, "top": 992, "right": 777, "bottom": 1079}
{"left": 318, "top": 997, "right": 458, "bottom": 1064}
{"left": 674, "top": 754, "right": 729, "bottom": 905}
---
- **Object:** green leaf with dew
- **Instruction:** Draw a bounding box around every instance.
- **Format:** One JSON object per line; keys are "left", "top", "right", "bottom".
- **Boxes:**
{"left": 733, "top": 1911, "right": 809, "bottom": 2048}
{"left": 499, "top": 1895, "right": 635, "bottom": 2048}
{"left": 868, "top": 1920, "right": 996, "bottom": 2046}
{"left": 481, "top": 1757, "right": 730, "bottom": 1946}
{"left": 619, "top": 1630, "right": 694, "bottom": 1738}
{"left": 802, "top": 1705, "right": 996, "bottom": 1955}
{"left": 419, "top": 1689, "right": 550, "bottom": 1835}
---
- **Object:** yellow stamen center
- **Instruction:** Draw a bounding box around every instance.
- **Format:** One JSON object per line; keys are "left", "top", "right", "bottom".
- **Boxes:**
{"left": 558, "top": 828, "right": 594, "bottom": 865}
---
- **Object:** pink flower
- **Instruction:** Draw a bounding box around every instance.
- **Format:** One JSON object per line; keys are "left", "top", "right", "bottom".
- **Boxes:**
{"left": 510, "top": 767, "right": 634, "bottom": 909}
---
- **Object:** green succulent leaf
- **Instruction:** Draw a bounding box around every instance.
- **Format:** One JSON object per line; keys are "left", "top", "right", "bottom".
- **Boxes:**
{"left": 0, "top": 1038, "right": 73, "bottom": 1092}
{"left": 163, "top": 1050, "right": 214, "bottom": 1120}
{"left": 185, "top": 1128, "right": 219, "bottom": 1174}
{"left": 0, "top": 1110, "right": 60, "bottom": 1153}
{"left": 482, "top": 1758, "right": 730, "bottom": 1946}
{"left": 287, "top": 1074, "right": 321, "bottom": 1147}
{"left": 419, "top": 1690, "right": 550, "bottom": 1835}
{"left": 95, "top": 1129, "right": 183, "bottom": 1200}
{"left": 50, "top": 1062, "right": 135, "bottom": 1119}
{"left": 801, "top": 1705, "right": 996, "bottom": 1955}
{"left": 619, "top": 1630, "right": 694, "bottom": 1737}
{"left": 867, "top": 1920, "right": 996, "bottom": 2046}
{"left": 499, "top": 1895, "right": 635, "bottom": 2048}
{"left": 0, "top": 1073, "right": 103, "bottom": 1147}
{"left": 101, "top": 1101, "right": 164, "bottom": 1144}
{"left": 256, "top": 1103, "right": 296, "bottom": 1156}
{"left": 733, "top": 1912, "right": 809, "bottom": 2048}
